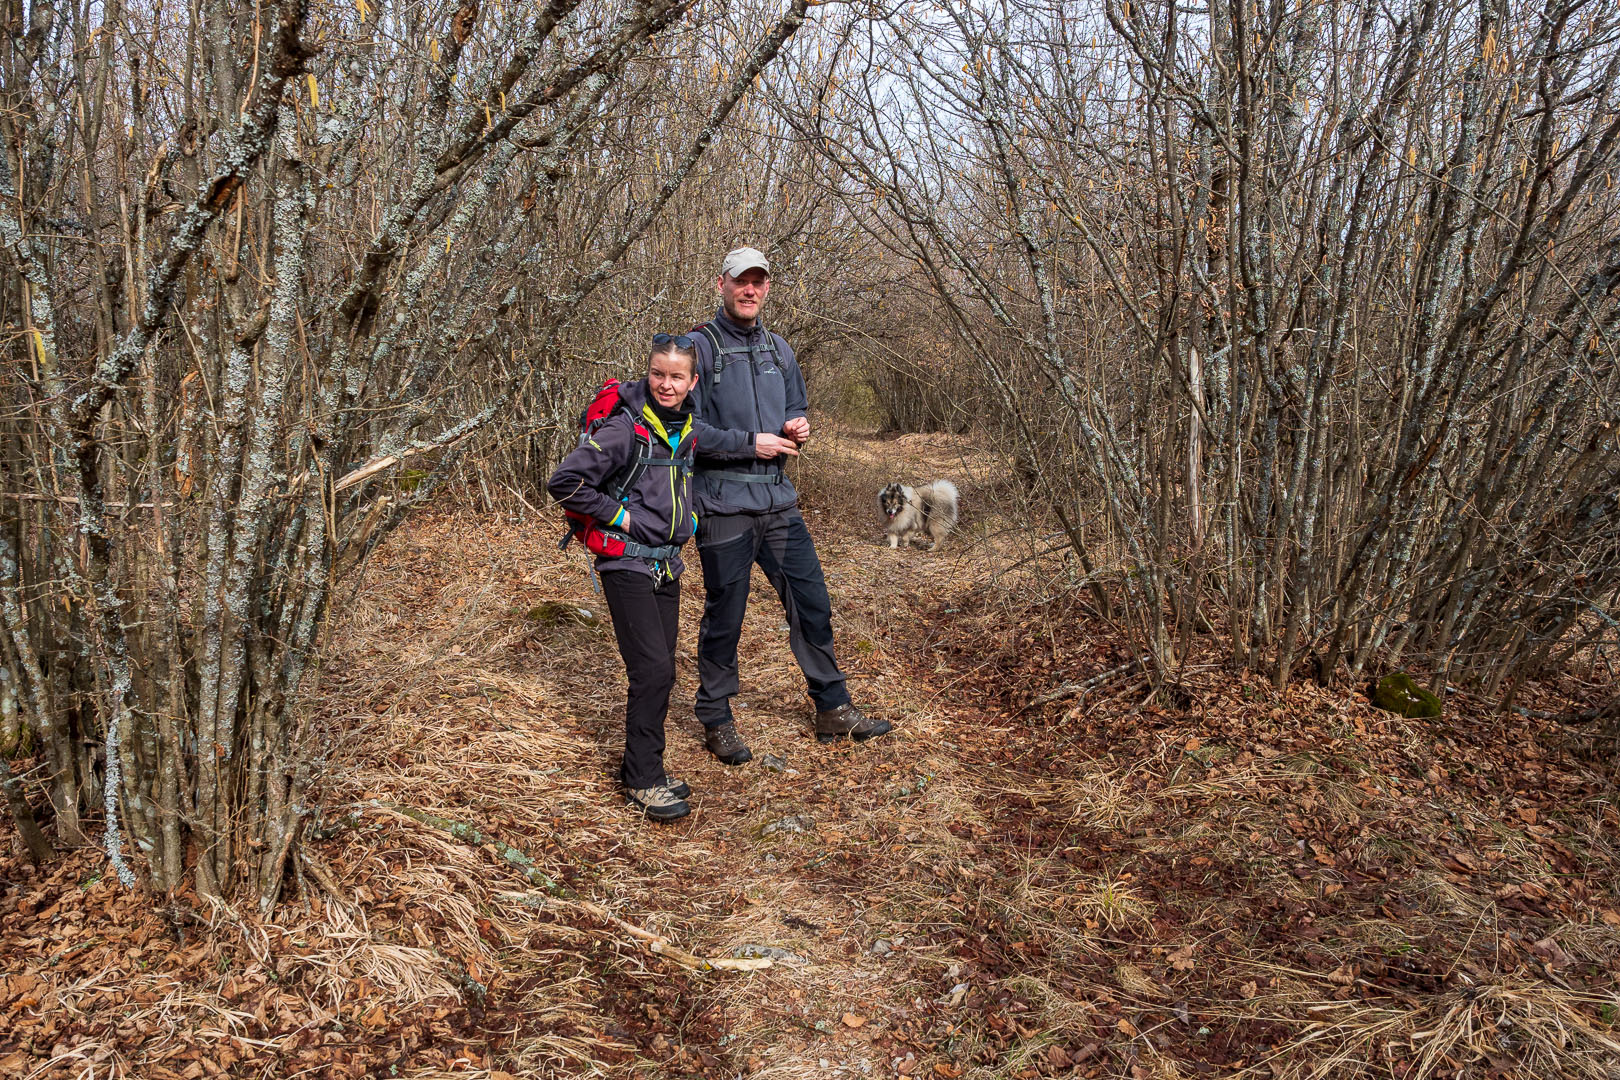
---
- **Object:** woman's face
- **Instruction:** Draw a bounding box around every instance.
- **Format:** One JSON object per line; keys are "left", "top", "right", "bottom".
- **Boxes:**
{"left": 648, "top": 350, "right": 697, "bottom": 409}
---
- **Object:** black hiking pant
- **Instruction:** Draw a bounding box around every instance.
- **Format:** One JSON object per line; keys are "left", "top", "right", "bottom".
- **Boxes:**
{"left": 599, "top": 570, "right": 680, "bottom": 789}
{"left": 694, "top": 508, "right": 850, "bottom": 727}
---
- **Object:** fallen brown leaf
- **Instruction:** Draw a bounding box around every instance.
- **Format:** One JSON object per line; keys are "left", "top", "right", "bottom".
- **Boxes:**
{"left": 1167, "top": 944, "right": 1195, "bottom": 971}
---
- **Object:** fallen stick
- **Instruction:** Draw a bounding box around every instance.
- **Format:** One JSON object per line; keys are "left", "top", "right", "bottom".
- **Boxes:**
{"left": 496, "top": 891, "right": 771, "bottom": 974}
{"left": 300, "top": 850, "right": 353, "bottom": 909}
{"left": 1509, "top": 702, "right": 1617, "bottom": 725}
{"left": 1023, "top": 658, "right": 1143, "bottom": 712}
{"left": 368, "top": 801, "right": 570, "bottom": 897}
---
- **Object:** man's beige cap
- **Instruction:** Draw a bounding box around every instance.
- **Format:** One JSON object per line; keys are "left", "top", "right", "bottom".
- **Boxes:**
{"left": 720, "top": 246, "right": 771, "bottom": 279}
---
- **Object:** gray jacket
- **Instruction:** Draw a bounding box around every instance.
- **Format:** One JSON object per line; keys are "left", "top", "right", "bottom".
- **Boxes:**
{"left": 546, "top": 378, "right": 697, "bottom": 579}
{"left": 689, "top": 308, "right": 808, "bottom": 515}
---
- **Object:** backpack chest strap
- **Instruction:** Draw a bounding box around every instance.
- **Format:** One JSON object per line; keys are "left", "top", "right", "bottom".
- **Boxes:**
{"left": 697, "top": 323, "right": 776, "bottom": 384}
{"left": 635, "top": 456, "right": 693, "bottom": 472}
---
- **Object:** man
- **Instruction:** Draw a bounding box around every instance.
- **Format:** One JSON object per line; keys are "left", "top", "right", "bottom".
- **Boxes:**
{"left": 687, "top": 246, "right": 890, "bottom": 764}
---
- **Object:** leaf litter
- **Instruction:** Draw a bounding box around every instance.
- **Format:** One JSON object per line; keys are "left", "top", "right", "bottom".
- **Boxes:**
{"left": 1, "top": 427, "right": 1617, "bottom": 1078}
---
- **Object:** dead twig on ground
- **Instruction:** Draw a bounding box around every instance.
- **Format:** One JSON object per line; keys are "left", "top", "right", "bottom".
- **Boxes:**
{"left": 368, "top": 801, "right": 570, "bottom": 897}
{"left": 496, "top": 892, "right": 772, "bottom": 974}
{"left": 1021, "top": 658, "right": 1143, "bottom": 713}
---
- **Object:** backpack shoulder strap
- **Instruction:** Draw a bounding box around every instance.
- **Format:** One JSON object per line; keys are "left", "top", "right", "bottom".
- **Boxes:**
{"left": 692, "top": 322, "right": 727, "bottom": 384}
{"left": 608, "top": 403, "right": 655, "bottom": 499}
{"left": 578, "top": 398, "right": 650, "bottom": 498}
{"left": 763, "top": 323, "right": 788, "bottom": 358}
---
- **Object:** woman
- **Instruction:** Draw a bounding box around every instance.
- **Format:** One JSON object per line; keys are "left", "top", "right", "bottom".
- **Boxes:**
{"left": 547, "top": 335, "right": 701, "bottom": 821}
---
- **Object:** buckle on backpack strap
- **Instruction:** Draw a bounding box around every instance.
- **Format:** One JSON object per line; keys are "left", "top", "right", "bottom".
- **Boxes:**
{"left": 595, "top": 527, "right": 681, "bottom": 562}
{"left": 620, "top": 541, "right": 682, "bottom": 560}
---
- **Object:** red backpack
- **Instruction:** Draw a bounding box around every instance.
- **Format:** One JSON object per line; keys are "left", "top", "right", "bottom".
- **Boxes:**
{"left": 557, "top": 379, "right": 682, "bottom": 561}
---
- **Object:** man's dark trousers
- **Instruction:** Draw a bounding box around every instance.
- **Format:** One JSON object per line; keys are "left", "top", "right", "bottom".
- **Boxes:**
{"left": 695, "top": 508, "right": 850, "bottom": 727}
{"left": 599, "top": 570, "right": 680, "bottom": 789}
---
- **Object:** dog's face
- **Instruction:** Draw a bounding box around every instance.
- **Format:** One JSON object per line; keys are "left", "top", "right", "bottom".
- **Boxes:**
{"left": 878, "top": 482, "right": 908, "bottom": 520}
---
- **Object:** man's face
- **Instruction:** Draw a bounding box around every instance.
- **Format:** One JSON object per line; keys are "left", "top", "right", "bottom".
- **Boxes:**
{"left": 718, "top": 268, "right": 771, "bottom": 324}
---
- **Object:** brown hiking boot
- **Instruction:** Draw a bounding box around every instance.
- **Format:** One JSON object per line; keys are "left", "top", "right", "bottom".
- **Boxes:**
{"left": 815, "top": 702, "right": 891, "bottom": 743}
{"left": 703, "top": 721, "right": 753, "bottom": 765}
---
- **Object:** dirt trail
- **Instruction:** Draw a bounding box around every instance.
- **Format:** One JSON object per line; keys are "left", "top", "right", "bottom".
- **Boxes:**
{"left": 307, "top": 427, "right": 1620, "bottom": 1080}
{"left": 310, "top": 428, "right": 1026, "bottom": 1077}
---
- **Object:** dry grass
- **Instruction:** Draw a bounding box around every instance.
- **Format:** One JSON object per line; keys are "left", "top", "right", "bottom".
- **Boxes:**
{"left": 270, "top": 428, "right": 1620, "bottom": 1077}
{"left": 4, "top": 425, "right": 1617, "bottom": 1078}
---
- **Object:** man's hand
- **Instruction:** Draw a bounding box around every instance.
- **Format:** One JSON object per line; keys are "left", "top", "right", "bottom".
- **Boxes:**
{"left": 755, "top": 434, "right": 801, "bottom": 460}
{"left": 782, "top": 417, "right": 811, "bottom": 444}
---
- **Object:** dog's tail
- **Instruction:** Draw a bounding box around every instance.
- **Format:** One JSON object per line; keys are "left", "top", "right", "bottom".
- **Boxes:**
{"left": 929, "top": 480, "right": 960, "bottom": 526}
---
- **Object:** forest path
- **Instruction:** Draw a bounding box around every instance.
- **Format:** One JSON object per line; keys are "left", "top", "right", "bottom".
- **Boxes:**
{"left": 5, "top": 437, "right": 1614, "bottom": 1080}
{"left": 307, "top": 429, "right": 1620, "bottom": 1080}
{"left": 316, "top": 428, "right": 1050, "bottom": 1078}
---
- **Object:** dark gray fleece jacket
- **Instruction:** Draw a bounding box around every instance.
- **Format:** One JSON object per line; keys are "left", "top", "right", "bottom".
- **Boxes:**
{"left": 689, "top": 308, "right": 808, "bottom": 516}
{"left": 546, "top": 378, "right": 698, "bottom": 579}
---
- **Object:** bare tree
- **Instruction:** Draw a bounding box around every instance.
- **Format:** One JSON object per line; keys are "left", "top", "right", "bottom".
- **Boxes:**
{"left": 783, "top": 0, "right": 1619, "bottom": 702}
{"left": 1, "top": 0, "right": 812, "bottom": 902}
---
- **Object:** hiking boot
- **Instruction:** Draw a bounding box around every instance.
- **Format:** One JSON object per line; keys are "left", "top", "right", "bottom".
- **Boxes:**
{"left": 619, "top": 772, "right": 690, "bottom": 799}
{"left": 815, "top": 702, "right": 891, "bottom": 743}
{"left": 625, "top": 784, "right": 690, "bottom": 822}
{"left": 703, "top": 721, "right": 753, "bottom": 765}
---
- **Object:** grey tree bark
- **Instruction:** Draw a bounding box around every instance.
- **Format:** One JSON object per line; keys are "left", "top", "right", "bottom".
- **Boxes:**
{"left": 0, "top": 0, "right": 813, "bottom": 899}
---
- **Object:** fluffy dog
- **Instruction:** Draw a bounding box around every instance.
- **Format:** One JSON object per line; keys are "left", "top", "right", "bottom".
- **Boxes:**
{"left": 878, "top": 480, "right": 959, "bottom": 551}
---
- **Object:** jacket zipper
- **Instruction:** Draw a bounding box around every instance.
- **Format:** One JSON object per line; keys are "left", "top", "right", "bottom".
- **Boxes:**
{"left": 749, "top": 328, "right": 773, "bottom": 492}
{"left": 748, "top": 327, "right": 764, "bottom": 434}
{"left": 662, "top": 426, "right": 691, "bottom": 541}
{"left": 668, "top": 450, "right": 677, "bottom": 540}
